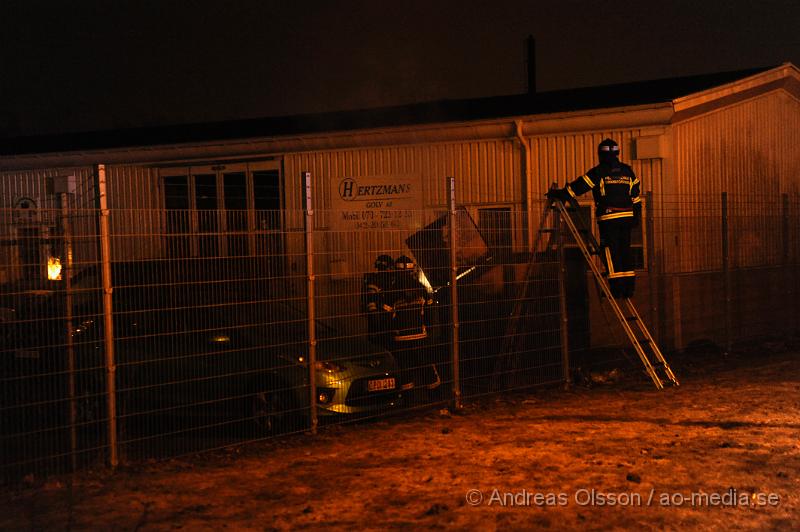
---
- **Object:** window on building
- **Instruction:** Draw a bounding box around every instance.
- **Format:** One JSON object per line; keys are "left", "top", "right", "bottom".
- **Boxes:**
{"left": 253, "top": 170, "right": 281, "bottom": 231}
{"left": 163, "top": 175, "right": 191, "bottom": 257}
{"left": 159, "top": 161, "right": 282, "bottom": 261}
{"left": 478, "top": 207, "right": 512, "bottom": 258}
{"left": 194, "top": 173, "right": 219, "bottom": 257}
{"left": 223, "top": 172, "right": 248, "bottom": 257}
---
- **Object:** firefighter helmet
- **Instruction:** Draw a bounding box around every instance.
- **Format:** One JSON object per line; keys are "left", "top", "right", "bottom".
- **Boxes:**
{"left": 374, "top": 254, "right": 393, "bottom": 271}
{"left": 598, "top": 138, "right": 620, "bottom": 164}
{"left": 395, "top": 255, "right": 415, "bottom": 270}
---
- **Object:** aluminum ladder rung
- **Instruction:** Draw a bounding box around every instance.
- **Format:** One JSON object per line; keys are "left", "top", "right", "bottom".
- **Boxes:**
{"left": 622, "top": 298, "right": 679, "bottom": 386}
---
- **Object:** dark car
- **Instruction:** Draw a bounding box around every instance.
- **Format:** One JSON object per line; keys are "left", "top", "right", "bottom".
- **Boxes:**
{"left": 114, "top": 298, "right": 402, "bottom": 434}
{"left": 2, "top": 260, "right": 403, "bottom": 445}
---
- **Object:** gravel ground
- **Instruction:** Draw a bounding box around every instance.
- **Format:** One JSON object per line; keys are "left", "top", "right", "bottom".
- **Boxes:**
{"left": 1, "top": 348, "right": 798, "bottom": 530}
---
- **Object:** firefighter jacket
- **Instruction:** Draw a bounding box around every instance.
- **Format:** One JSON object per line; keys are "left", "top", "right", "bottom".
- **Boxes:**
{"left": 363, "top": 270, "right": 395, "bottom": 342}
{"left": 363, "top": 270, "right": 392, "bottom": 314}
{"left": 565, "top": 161, "right": 641, "bottom": 222}
{"left": 384, "top": 271, "right": 431, "bottom": 342}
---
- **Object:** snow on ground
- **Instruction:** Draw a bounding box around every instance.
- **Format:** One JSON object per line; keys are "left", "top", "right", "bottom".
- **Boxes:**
{"left": 2, "top": 348, "right": 798, "bottom": 530}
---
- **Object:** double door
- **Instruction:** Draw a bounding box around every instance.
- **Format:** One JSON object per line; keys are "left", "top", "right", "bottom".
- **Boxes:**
{"left": 161, "top": 161, "right": 281, "bottom": 260}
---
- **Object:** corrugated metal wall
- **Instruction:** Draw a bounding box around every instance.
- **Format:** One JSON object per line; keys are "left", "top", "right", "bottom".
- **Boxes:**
{"left": 672, "top": 90, "right": 800, "bottom": 271}
{"left": 0, "top": 167, "right": 97, "bottom": 284}
{"left": 0, "top": 165, "right": 165, "bottom": 285}
{"left": 284, "top": 140, "right": 522, "bottom": 213}
{"left": 8, "top": 96, "right": 795, "bottom": 279}
{"left": 284, "top": 140, "right": 522, "bottom": 275}
{"left": 283, "top": 140, "right": 523, "bottom": 331}
{"left": 0, "top": 130, "right": 667, "bottom": 284}
{"left": 1, "top": 167, "right": 96, "bottom": 211}
{"left": 527, "top": 127, "right": 666, "bottom": 263}
{"left": 105, "top": 166, "right": 164, "bottom": 261}
{"left": 282, "top": 131, "right": 670, "bottom": 273}
{"left": 527, "top": 128, "right": 664, "bottom": 198}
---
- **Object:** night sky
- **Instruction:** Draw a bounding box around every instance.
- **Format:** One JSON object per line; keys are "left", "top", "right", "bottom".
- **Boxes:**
{"left": 2, "top": 0, "right": 799, "bottom": 138}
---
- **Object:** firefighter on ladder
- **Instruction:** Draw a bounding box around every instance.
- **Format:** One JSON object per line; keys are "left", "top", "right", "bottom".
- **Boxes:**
{"left": 547, "top": 138, "right": 641, "bottom": 298}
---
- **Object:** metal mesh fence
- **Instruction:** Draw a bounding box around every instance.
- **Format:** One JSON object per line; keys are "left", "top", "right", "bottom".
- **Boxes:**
{"left": 1, "top": 205, "right": 106, "bottom": 478}
{"left": 2, "top": 191, "right": 799, "bottom": 482}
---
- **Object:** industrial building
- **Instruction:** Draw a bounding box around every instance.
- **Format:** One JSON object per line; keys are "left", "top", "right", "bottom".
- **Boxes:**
{"left": 2, "top": 62, "right": 799, "bottom": 351}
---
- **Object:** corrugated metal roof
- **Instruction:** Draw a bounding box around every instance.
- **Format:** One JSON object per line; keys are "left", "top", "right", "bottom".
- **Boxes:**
{"left": 0, "top": 65, "right": 776, "bottom": 156}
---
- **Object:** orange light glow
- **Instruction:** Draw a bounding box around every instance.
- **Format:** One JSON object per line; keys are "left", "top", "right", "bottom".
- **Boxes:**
{"left": 47, "top": 257, "right": 62, "bottom": 281}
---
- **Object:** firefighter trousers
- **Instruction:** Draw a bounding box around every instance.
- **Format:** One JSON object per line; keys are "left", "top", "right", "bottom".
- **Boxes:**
{"left": 598, "top": 218, "right": 635, "bottom": 298}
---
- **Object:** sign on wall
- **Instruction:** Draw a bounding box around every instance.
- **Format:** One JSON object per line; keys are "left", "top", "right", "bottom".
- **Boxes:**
{"left": 12, "top": 197, "right": 39, "bottom": 225}
{"left": 331, "top": 174, "right": 422, "bottom": 231}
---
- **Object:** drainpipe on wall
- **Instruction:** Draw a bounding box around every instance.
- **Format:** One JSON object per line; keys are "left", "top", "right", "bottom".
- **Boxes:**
{"left": 514, "top": 120, "right": 534, "bottom": 251}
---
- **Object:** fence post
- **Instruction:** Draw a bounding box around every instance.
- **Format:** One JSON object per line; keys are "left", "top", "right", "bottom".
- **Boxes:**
{"left": 555, "top": 209, "right": 570, "bottom": 389}
{"left": 794, "top": 193, "right": 799, "bottom": 335}
{"left": 782, "top": 193, "right": 790, "bottom": 336}
{"left": 782, "top": 193, "right": 790, "bottom": 262}
{"left": 302, "top": 171, "right": 318, "bottom": 435}
{"left": 722, "top": 192, "right": 731, "bottom": 356}
{"left": 645, "top": 192, "right": 659, "bottom": 342}
{"left": 447, "top": 177, "right": 462, "bottom": 411}
{"left": 59, "top": 192, "right": 77, "bottom": 471}
{"left": 95, "top": 164, "right": 118, "bottom": 468}
{"left": 795, "top": 193, "right": 799, "bottom": 335}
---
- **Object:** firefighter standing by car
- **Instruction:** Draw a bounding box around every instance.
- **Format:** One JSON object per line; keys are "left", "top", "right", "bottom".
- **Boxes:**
{"left": 362, "top": 254, "right": 395, "bottom": 348}
{"left": 383, "top": 255, "right": 440, "bottom": 396}
{"left": 547, "top": 138, "right": 641, "bottom": 298}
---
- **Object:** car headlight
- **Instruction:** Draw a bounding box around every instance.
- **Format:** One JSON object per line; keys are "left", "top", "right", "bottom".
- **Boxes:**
{"left": 317, "top": 387, "right": 336, "bottom": 404}
{"left": 314, "top": 360, "right": 346, "bottom": 373}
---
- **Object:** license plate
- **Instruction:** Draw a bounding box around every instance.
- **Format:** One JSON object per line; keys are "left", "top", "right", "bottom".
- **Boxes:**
{"left": 367, "top": 377, "right": 396, "bottom": 392}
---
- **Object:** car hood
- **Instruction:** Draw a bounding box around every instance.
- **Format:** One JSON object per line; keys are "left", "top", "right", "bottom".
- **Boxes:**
{"left": 316, "top": 335, "right": 394, "bottom": 365}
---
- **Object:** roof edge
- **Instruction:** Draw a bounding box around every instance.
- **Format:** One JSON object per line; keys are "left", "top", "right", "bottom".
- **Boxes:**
{"left": 0, "top": 102, "right": 674, "bottom": 171}
{"left": 673, "top": 62, "right": 800, "bottom": 112}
